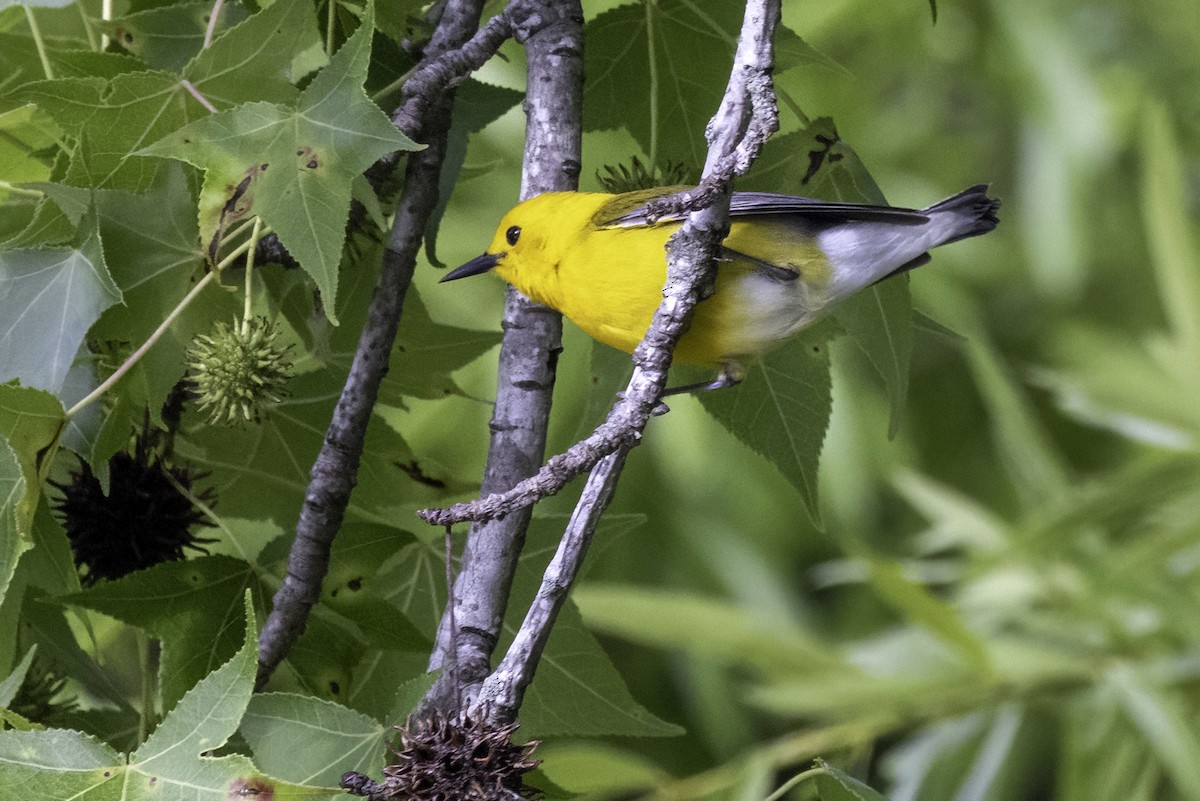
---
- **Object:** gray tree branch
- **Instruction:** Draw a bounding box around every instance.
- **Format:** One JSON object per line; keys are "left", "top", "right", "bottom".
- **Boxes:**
{"left": 255, "top": 0, "right": 506, "bottom": 688}
{"left": 421, "top": 0, "right": 584, "bottom": 715}
{"left": 472, "top": 0, "right": 783, "bottom": 725}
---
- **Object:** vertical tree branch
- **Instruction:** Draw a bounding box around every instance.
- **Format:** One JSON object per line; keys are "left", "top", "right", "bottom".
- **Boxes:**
{"left": 422, "top": 0, "right": 584, "bottom": 714}
{"left": 472, "top": 0, "right": 783, "bottom": 724}
{"left": 255, "top": 0, "right": 504, "bottom": 688}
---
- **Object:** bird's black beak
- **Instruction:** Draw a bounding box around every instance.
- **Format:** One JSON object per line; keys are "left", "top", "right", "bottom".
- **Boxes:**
{"left": 440, "top": 252, "right": 500, "bottom": 282}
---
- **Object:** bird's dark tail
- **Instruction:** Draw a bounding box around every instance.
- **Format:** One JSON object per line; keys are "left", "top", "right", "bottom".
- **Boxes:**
{"left": 922, "top": 184, "right": 1001, "bottom": 247}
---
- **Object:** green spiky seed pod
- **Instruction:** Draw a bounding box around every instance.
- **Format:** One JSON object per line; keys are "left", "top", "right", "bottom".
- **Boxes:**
{"left": 188, "top": 317, "right": 294, "bottom": 425}
{"left": 596, "top": 155, "right": 691, "bottom": 193}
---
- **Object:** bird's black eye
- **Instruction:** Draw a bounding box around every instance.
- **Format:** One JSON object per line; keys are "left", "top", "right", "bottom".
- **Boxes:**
{"left": 505, "top": 226, "right": 521, "bottom": 246}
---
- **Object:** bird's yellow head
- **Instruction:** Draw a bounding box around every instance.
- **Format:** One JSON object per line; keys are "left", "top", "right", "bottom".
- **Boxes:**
{"left": 440, "top": 192, "right": 608, "bottom": 309}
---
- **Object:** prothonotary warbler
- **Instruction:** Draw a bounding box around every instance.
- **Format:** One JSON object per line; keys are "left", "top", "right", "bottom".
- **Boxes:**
{"left": 442, "top": 185, "right": 1000, "bottom": 390}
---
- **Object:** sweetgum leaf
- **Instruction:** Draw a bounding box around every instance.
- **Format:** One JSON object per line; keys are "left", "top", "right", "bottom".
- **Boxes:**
{"left": 698, "top": 330, "right": 832, "bottom": 526}
{"left": 241, "top": 693, "right": 387, "bottom": 786}
{"left": 16, "top": 0, "right": 315, "bottom": 193}
{"left": 139, "top": 5, "right": 420, "bottom": 323}
{"left": 104, "top": 2, "right": 216, "bottom": 72}
{"left": 58, "top": 555, "right": 263, "bottom": 712}
{"left": 0, "top": 385, "right": 65, "bottom": 605}
{"left": 0, "top": 438, "right": 29, "bottom": 612}
{"left": 0, "top": 593, "right": 337, "bottom": 800}
{"left": 183, "top": 0, "right": 318, "bottom": 107}
{"left": 0, "top": 223, "right": 121, "bottom": 396}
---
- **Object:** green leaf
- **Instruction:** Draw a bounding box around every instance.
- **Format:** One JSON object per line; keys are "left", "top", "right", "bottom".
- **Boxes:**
{"left": 864, "top": 559, "right": 990, "bottom": 670}
{"left": 573, "top": 583, "right": 841, "bottom": 677}
{"left": 241, "top": 693, "right": 386, "bottom": 787}
{"left": 43, "top": 164, "right": 227, "bottom": 459}
{"left": 20, "top": 72, "right": 199, "bottom": 191}
{"left": 537, "top": 741, "right": 668, "bottom": 796}
{"left": 0, "top": 645, "right": 36, "bottom": 707}
{"left": 746, "top": 122, "right": 888, "bottom": 206}
{"left": 0, "top": 385, "right": 64, "bottom": 605}
{"left": 506, "top": 529, "right": 683, "bottom": 738}
{"left": 1141, "top": 103, "right": 1200, "bottom": 363}
{"left": 424, "top": 79, "right": 524, "bottom": 266}
{"left": 698, "top": 330, "right": 832, "bottom": 525}
{"left": 745, "top": 121, "right": 915, "bottom": 437}
{"left": 1060, "top": 695, "right": 1159, "bottom": 801}
{"left": 18, "top": 588, "right": 133, "bottom": 712}
{"left": 105, "top": 3, "right": 216, "bottom": 72}
{"left": 832, "top": 280, "right": 912, "bottom": 438}
{"left": 0, "top": 105, "right": 60, "bottom": 194}
{"left": 380, "top": 287, "right": 502, "bottom": 401}
{"left": 812, "top": 761, "right": 890, "bottom": 801}
{"left": 0, "top": 236, "right": 122, "bottom": 395}
{"left": 1108, "top": 663, "right": 1200, "bottom": 799}
{"left": 517, "top": 596, "right": 683, "bottom": 738}
{"left": 58, "top": 555, "right": 262, "bottom": 712}
{"left": 0, "top": 593, "right": 337, "bottom": 800}
{"left": 180, "top": 370, "right": 448, "bottom": 529}
{"left": 0, "top": 438, "right": 27, "bottom": 611}
{"left": 139, "top": 5, "right": 420, "bottom": 323}
{"left": 583, "top": 2, "right": 824, "bottom": 165}
{"left": 183, "top": 0, "right": 319, "bottom": 107}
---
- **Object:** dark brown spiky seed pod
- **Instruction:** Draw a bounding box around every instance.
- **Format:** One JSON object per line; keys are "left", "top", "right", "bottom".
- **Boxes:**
{"left": 596, "top": 155, "right": 691, "bottom": 194}
{"left": 50, "top": 432, "right": 216, "bottom": 586}
{"left": 341, "top": 712, "right": 540, "bottom": 800}
{"left": 10, "top": 657, "right": 79, "bottom": 728}
{"left": 187, "top": 316, "right": 293, "bottom": 426}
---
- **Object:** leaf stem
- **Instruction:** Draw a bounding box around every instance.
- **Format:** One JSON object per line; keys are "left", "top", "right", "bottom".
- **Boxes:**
{"left": 645, "top": 0, "right": 658, "bottom": 167}
{"left": 65, "top": 270, "right": 217, "bottom": 419}
{"left": 0, "top": 181, "right": 45, "bottom": 199}
{"left": 78, "top": 2, "right": 98, "bottom": 51}
{"left": 138, "top": 632, "right": 160, "bottom": 743}
{"left": 325, "top": 0, "right": 336, "bottom": 59}
{"left": 242, "top": 217, "right": 262, "bottom": 334}
{"left": 369, "top": 66, "right": 417, "bottom": 104}
{"left": 24, "top": 6, "right": 55, "bottom": 81}
{"left": 203, "top": 0, "right": 225, "bottom": 49}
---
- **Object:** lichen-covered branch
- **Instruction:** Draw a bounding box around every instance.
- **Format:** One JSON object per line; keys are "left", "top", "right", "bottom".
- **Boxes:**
{"left": 255, "top": 0, "right": 505, "bottom": 688}
{"left": 421, "top": 0, "right": 583, "bottom": 715}
{"left": 471, "top": 0, "right": 784, "bottom": 725}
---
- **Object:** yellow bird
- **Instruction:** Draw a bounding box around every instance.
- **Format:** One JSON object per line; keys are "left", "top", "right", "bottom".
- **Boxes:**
{"left": 442, "top": 185, "right": 999, "bottom": 390}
